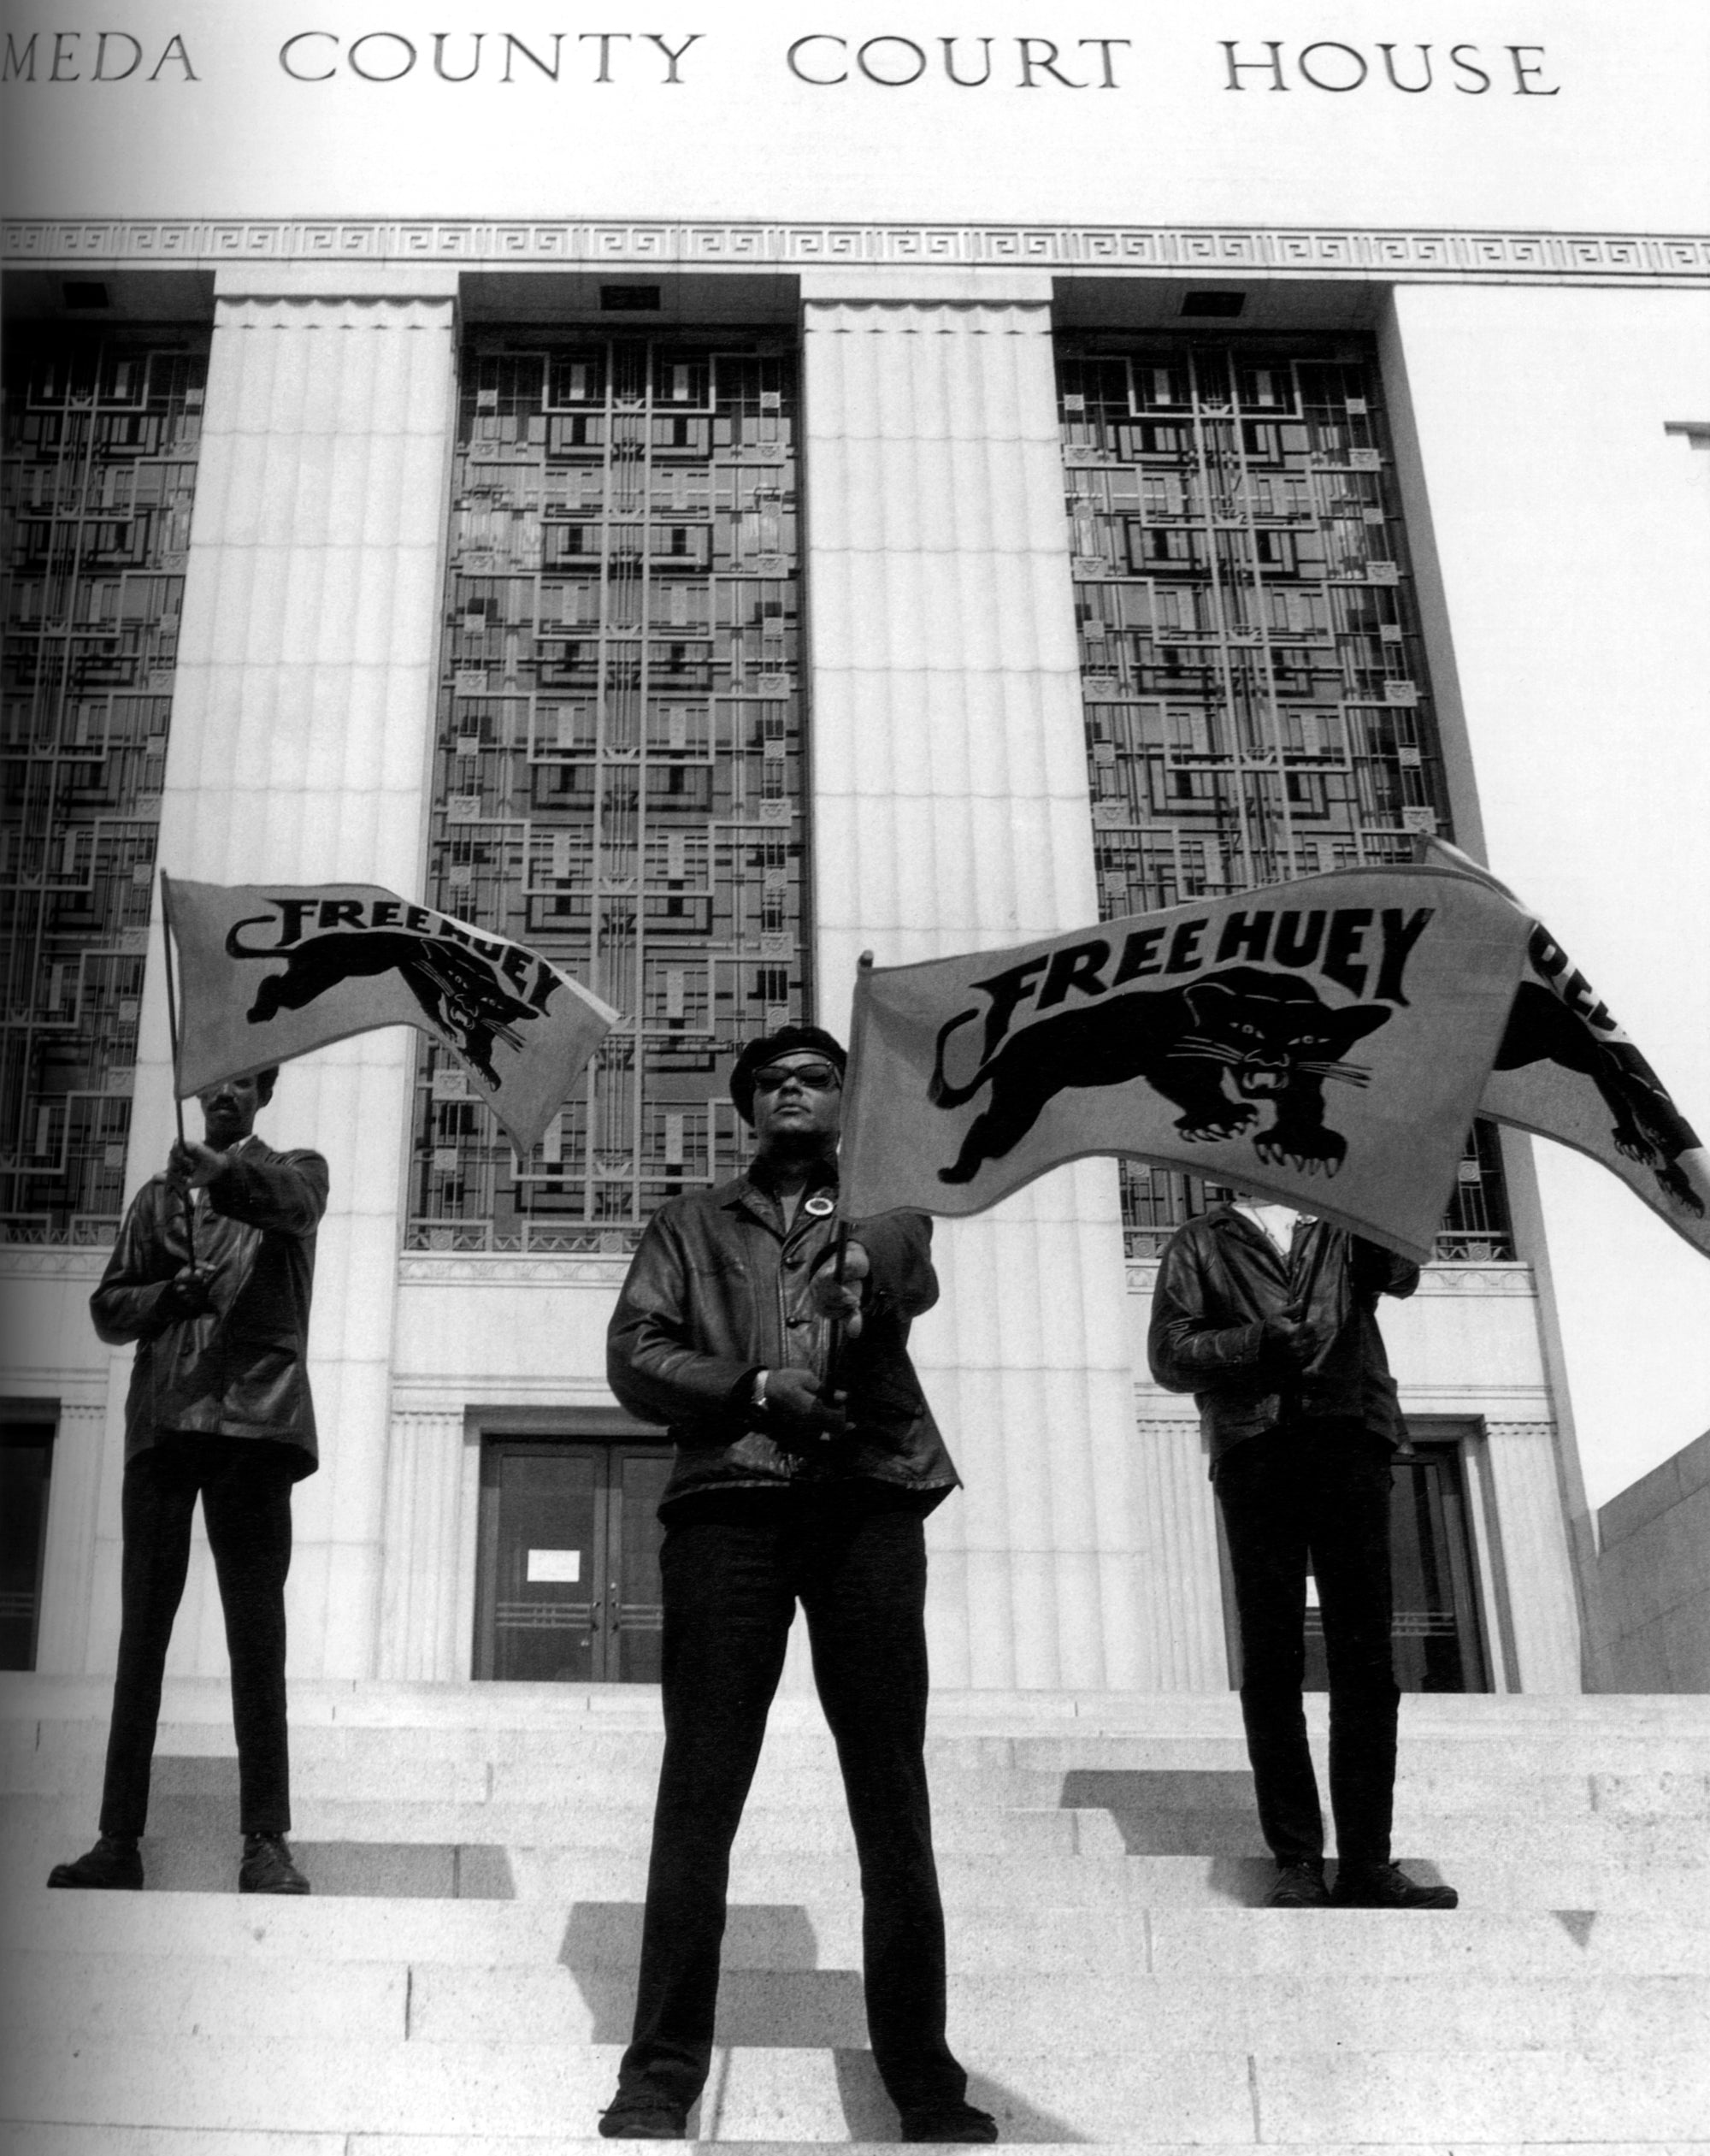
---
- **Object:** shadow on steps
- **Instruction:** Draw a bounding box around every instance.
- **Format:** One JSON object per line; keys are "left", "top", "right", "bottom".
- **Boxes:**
{"left": 102, "top": 1787, "right": 522, "bottom": 1899}
{"left": 1058, "top": 1767, "right": 1456, "bottom": 1899}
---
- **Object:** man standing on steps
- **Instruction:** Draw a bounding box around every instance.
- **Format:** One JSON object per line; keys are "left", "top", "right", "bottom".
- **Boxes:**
{"left": 1149, "top": 1190, "right": 1459, "bottom": 1912}
{"left": 48, "top": 1067, "right": 326, "bottom": 1899}
{"left": 598, "top": 1025, "right": 998, "bottom": 2144}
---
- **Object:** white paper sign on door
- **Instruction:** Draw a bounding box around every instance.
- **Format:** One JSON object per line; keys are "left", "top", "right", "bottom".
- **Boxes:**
{"left": 527, "top": 1548, "right": 582, "bottom": 1583}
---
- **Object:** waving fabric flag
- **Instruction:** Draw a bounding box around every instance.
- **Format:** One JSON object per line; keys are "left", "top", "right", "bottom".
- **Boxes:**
{"left": 1419, "top": 841, "right": 1710, "bottom": 1257}
{"left": 838, "top": 865, "right": 1535, "bottom": 1265}
{"left": 162, "top": 875, "right": 618, "bottom": 1160}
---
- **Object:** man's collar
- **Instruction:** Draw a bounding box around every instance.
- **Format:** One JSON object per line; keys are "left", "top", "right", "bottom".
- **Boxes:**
{"left": 1233, "top": 1198, "right": 1307, "bottom": 1252}
{"left": 727, "top": 1156, "right": 838, "bottom": 1226}
{"left": 202, "top": 1130, "right": 259, "bottom": 1155}
{"left": 745, "top": 1153, "right": 838, "bottom": 1201}
{"left": 1212, "top": 1201, "right": 1308, "bottom": 1234}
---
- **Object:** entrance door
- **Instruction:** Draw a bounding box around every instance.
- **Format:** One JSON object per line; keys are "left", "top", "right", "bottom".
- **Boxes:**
{"left": 1300, "top": 1438, "right": 1489, "bottom": 1692}
{"left": 1383, "top": 1442, "right": 1490, "bottom": 1692}
{"left": 1217, "top": 1432, "right": 1493, "bottom": 1694}
{"left": 475, "top": 1439, "right": 673, "bottom": 1682}
{"left": 0, "top": 1412, "right": 55, "bottom": 1671}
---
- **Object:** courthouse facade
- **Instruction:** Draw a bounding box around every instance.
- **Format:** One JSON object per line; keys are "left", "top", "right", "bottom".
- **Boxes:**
{"left": 3, "top": 3, "right": 1706, "bottom": 1698}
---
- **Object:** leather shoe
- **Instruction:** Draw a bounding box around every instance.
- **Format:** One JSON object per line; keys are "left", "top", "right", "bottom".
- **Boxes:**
{"left": 1331, "top": 1861, "right": 1459, "bottom": 1910}
{"left": 598, "top": 2090, "right": 688, "bottom": 2140}
{"left": 48, "top": 1835, "right": 143, "bottom": 1890}
{"left": 899, "top": 2101, "right": 999, "bottom": 2143}
{"left": 239, "top": 1833, "right": 310, "bottom": 1895}
{"left": 1264, "top": 1859, "right": 1330, "bottom": 1908}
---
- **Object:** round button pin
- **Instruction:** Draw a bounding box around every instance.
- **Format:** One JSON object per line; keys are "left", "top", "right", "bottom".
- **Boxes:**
{"left": 804, "top": 1194, "right": 836, "bottom": 1218}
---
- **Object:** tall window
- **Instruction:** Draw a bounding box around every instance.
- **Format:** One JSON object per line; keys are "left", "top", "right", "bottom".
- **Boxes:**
{"left": 1, "top": 331, "right": 208, "bottom": 1244}
{"left": 409, "top": 335, "right": 806, "bottom": 1252}
{"left": 1056, "top": 336, "right": 1509, "bottom": 1258}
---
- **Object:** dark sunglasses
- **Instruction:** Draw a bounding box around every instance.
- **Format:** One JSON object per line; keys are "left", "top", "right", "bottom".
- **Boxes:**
{"left": 752, "top": 1061, "right": 842, "bottom": 1094}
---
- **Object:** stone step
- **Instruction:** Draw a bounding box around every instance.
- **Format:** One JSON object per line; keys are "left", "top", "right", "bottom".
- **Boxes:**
{"left": 11, "top": 1732, "right": 1706, "bottom": 1824}
{"left": 9, "top": 1826, "right": 1710, "bottom": 1916}
{"left": 5, "top": 1793, "right": 1705, "bottom": 1874}
{"left": 14, "top": 1674, "right": 1710, "bottom": 1732}
{"left": 9, "top": 1676, "right": 1710, "bottom": 2151}
{"left": 11, "top": 1891, "right": 1710, "bottom": 1976}
{"left": 8, "top": 2141, "right": 1710, "bottom": 2156}
{"left": 3, "top": 2037, "right": 1707, "bottom": 2144}
{"left": 15, "top": 1708, "right": 1710, "bottom": 1775}
{"left": 9, "top": 1944, "right": 1710, "bottom": 2055}
{"left": 10, "top": 1860, "right": 1710, "bottom": 1927}
{"left": 10, "top": 1678, "right": 1710, "bottom": 1751}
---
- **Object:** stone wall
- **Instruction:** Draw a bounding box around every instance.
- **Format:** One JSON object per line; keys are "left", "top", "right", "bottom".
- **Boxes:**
{"left": 1593, "top": 1429, "right": 1710, "bottom": 1691}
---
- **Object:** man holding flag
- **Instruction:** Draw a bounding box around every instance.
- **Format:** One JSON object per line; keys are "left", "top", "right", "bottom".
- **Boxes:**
{"left": 598, "top": 1025, "right": 996, "bottom": 2145}
{"left": 48, "top": 865, "right": 617, "bottom": 1896}
{"left": 827, "top": 843, "right": 1707, "bottom": 1914}
{"left": 833, "top": 858, "right": 1539, "bottom": 1922}
{"left": 49, "top": 1066, "right": 326, "bottom": 1895}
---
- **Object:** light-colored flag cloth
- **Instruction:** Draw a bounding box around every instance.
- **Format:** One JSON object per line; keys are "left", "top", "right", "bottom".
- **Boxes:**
{"left": 1420, "top": 840, "right": 1710, "bottom": 1257}
{"left": 838, "top": 865, "right": 1535, "bottom": 1265}
{"left": 162, "top": 876, "right": 618, "bottom": 1160}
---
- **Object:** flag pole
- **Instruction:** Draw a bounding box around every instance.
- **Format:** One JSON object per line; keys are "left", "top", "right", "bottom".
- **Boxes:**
{"left": 159, "top": 871, "right": 186, "bottom": 1149}
{"left": 823, "top": 1221, "right": 851, "bottom": 1405}
{"left": 826, "top": 949, "right": 874, "bottom": 1403}
{"left": 158, "top": 871, "right": 193, "bottom": 1260}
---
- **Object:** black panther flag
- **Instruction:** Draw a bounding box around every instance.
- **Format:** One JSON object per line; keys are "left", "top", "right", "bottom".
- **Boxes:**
{"left": 839, "top": 865, "right": 1532, "bottom": 1265}
{"left": 1420, "top": 841, "right": 1710, "bottom": 1256}
{"left": 162, "top": 876, "right": 617, "bottom": 1160}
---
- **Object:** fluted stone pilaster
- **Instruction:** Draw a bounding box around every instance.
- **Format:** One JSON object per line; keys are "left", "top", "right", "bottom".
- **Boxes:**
{"left": 377, "top": 1409, "right": 472, "bottom": 1680}
{"left": 1483, "top": 1421, "right": 1584, "bottom": 1692}
{"left": 32, "top": 1401, "right": 108, "bottom": 1675}
{"left": 1129, "top": 1410, "right": 1230, "bottom": 1688}
{"left": 803, "top": 286, "right": 1216, "bottom": 1688}
{"left": 109, "top": 274, "right": 459, "bottom": 1680}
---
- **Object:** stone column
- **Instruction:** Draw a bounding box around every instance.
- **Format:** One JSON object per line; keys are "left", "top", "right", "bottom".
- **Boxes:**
{"left": 1483, "top": 1420, "right": 1585, "bottom": 1692}
{"left": 377, "top": 1407, "right": 471, "bottom": 1680}
{"left": 1129, "top": 1407, "right": 1231, "bottom": 1688}
{"left": 112, "top": 267, "right": 459, "bottom": 1680}
{"left": 802, "top": 275, "right": 1178, "bottom": 1689}
{"left": 31, "top": 1397, "right": 107, "bottom": 1675}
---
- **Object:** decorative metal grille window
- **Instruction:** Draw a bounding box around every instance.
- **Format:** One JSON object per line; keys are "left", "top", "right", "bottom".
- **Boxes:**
{"left": 1, "top": 331, "right": 208, "bottom": 1244}
{"left": 1057, "top": 337, "right": 1510, "bottom": 1259}
{"left": 408, "top": 335, "right": 806, "bottom": 1252}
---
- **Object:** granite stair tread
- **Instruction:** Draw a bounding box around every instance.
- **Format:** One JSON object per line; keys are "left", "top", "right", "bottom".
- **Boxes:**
{"left": 3, "top": 1678, "right": 1707, "bottom": 2147}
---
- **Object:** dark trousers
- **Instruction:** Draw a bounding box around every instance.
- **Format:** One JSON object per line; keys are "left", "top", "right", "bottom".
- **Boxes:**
{"left": 619, "top": 1491, "right": 966, "bottom": 2118}
{"left": 1214, "top": 1420, "right": 1399, "bottom": 1868}
{"left": 99, "top": 1437, "right": 296, "bottom": 1839}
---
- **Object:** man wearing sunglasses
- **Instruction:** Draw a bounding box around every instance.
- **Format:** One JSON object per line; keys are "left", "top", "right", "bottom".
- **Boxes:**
{"left": 600, "top": 1025, "right": 996, "bottom": 2144}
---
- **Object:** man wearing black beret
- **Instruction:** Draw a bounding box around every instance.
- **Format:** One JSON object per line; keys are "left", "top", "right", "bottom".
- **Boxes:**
{"left": 598, "top": 1025, "right": 996, "bottom": 2144}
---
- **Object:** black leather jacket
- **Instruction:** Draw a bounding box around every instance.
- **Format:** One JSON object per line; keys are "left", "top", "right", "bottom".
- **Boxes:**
{"left": 91, "top": 1138, "right": 328, "bottom": 1475}
{"left": 1147, "top": 1205, "right": 1418, "bottom": 1469}
{"left": 607, "top": 1167, "right": 960, "bottom": 1513}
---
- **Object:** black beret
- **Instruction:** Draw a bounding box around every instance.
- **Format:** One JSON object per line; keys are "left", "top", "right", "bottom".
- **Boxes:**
{"left": 730, "top": 1025, "right": 848, "bottom": 1126}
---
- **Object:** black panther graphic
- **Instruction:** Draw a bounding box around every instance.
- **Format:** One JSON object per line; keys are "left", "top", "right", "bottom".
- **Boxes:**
{"left": 1495, "top": 975, "right": 1705, "bottom": 1218}
{"left": 226, "top": 921, "right": 541, "bottom": 1090}
{"left": 930, "top": 966, "right": 1391, "bottom": 1184}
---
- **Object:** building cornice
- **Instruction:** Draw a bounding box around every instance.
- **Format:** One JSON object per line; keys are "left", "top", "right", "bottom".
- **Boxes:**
{"left": 1126, "top": 1260, "right": 1538, "bottom": 1297}
{"left": 398, "top": 1254, "right": 632, "bottom": 1288}
{"left": 0, "top": 1247, "right": 110, "bottom": 1280}
{"left": 4, "top": 219, "right": 1707, "bottom": 286}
